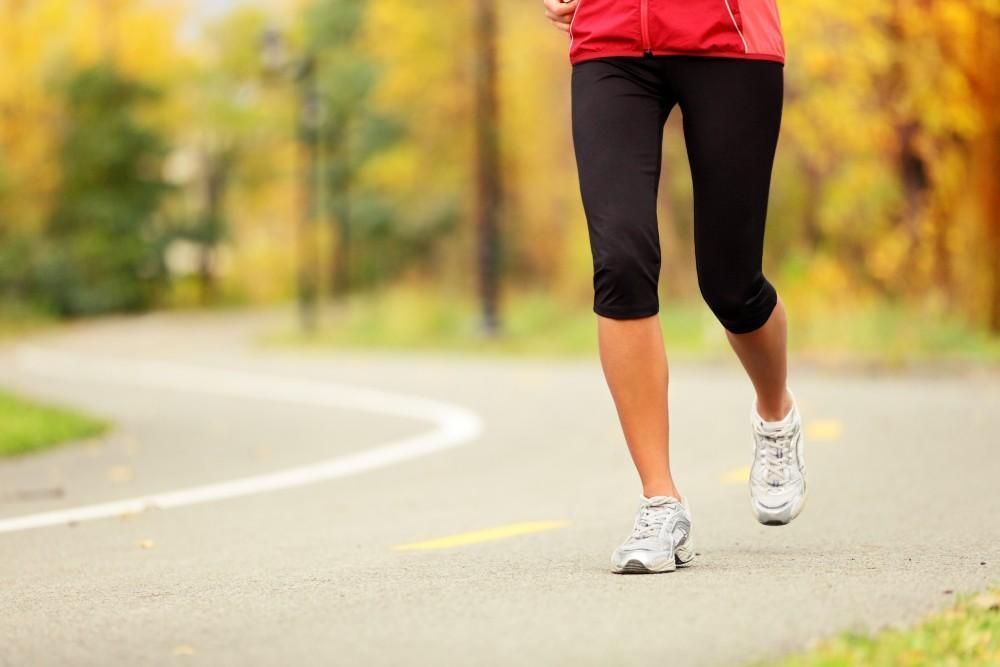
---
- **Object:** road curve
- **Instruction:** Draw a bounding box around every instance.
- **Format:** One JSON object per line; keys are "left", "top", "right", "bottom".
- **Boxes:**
{"left": 1, "top": 310, "right": 998, "bottom": 666}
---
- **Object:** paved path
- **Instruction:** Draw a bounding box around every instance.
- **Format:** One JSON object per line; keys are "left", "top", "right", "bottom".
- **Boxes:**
{"left": 1, "top": 311, "right": 998, "bottom": 666}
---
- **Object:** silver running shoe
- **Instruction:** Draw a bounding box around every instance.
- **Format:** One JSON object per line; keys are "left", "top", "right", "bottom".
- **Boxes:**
{"left": 611, "top": 495, "right": 694, "bottom": 574}
{"left": 750, "top": 395, "right": 807, "bottom": 526}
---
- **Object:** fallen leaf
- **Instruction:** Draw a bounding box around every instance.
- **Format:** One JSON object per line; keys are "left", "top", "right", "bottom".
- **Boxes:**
{"left": 172, "top": 645, "right": 196, "bottom": 656}
{"left": 139, "top": 539, "right": 155, "bottom": 550}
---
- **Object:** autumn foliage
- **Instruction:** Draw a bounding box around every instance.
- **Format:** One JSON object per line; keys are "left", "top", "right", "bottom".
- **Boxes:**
{"left": 0, "top": 0, "right": 997, "bottom": 332}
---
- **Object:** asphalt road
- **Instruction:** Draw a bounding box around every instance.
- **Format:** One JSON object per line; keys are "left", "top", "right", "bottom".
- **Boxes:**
{"left": 1, "top": 311, "right": 998, "bottom": 666}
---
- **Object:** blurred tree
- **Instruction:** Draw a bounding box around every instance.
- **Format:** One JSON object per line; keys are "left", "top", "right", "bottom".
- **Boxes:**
{"left": 187, "top": 145, "right": 236, "bottom": 304}
{"left": 0, "top": 0, "right": 179, "bottom": 314}
{"left": 303, "top": 0, "right": 407, "bottom": 296}
{"left": 170, "top": 7, "right": 280, "bottom": 305}
{"left": 774, "top": 0, "right": 999, "bottom": 330}
{"left": 880, "top": 0, "right": 1000, "bottom": 329}
{"left": 361, "top": 0, "right": 471, "bottom": 283}
{"left": 0, "top": 0, "right": 996, "bottom": 340}
{"left": 37, "top": 64, "right": 169, "bottom": 315}
{"left": 972, "top": 6, "right": 1000, "bottom": 331}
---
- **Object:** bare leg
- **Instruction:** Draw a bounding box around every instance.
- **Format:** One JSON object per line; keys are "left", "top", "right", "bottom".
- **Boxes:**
{"left": 597, "top": 314, "right": 679, "bottom": 499}
{"left": 726, "top": 297, "right": 793, "bottom": 421}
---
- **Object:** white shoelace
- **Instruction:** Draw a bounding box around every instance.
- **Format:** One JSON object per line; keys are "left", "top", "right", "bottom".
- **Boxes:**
{"left": 758, "top": 425, "right": 799, "bottom": 487}
{"left": 630, "top": 500, "right": 681, "bottom": 541}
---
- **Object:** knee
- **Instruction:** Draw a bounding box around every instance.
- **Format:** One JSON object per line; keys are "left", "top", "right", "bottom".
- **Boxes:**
{"left": 698, "top": 273, "right": 777, "bottom": 334}
{"left": 592, "top": 249, "right": 660, "bottom": 320}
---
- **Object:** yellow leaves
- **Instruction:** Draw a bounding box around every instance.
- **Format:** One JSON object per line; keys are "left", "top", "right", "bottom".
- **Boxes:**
{"left": 865, "top": 227, "right": 911, "bottom": 287}
{"left": 801, "top": 50, "right": 835, "bottom": 78}
{"left": 138, "top": 538, "right": 154, "bottom": 550}
{"left": 797, "top": 256, "right": 856, "bottom": 314}
{"left": 115, "top": 5, "right": 185, "bottom": 84}
{"left": 0, "top": 0, "right": 994, "bottom": 318}
{"left": 0, "top": 0, "right": 180, "bottom": 234}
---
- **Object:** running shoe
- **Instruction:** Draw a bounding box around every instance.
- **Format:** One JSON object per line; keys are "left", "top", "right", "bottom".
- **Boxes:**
{"left": 749, "top": 394, "right": 807, "bottom": 525}
{"left": 611, "top": 495, "right": 694, "bottom": 574}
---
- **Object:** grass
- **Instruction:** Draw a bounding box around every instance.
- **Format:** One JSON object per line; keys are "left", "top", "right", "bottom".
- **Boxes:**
{"left": 265, "top": 286, "right": 1000, "bottom": 368}
{"left": 0, "top": 390, "right": 109, "bottom": 457}
{"left": 769, "top": 589, "right": 1000, "bottom": 666}
{"left": 265, "top": 289, "right": 728, "bottom": 359}
{"left": 0, "top": 299, "right": 53, "bottom": 341}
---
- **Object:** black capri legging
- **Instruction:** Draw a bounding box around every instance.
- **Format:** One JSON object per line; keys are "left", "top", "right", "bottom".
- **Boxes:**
{"left": 571, "top": 56, "right": 783, "bottom": 334}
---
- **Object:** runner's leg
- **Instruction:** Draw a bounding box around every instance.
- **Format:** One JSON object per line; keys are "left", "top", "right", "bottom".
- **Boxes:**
{"left": 572, "top": 57, "right": 679, "bottom": 498}
{"left": 671, "top": 56, "right": 791, "bottom": 419}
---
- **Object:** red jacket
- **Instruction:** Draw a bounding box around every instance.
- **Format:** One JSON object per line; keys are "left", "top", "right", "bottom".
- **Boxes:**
{"left": 569, "top": 0, "right": 785, "bottom": 65}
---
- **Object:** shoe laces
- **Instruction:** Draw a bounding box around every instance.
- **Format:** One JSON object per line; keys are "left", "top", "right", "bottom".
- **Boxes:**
{"left": 757, "top": 424, "right": 799, "bottom": 487}
{"left": 630, "top": 498, "right": 681, "bottom": 541}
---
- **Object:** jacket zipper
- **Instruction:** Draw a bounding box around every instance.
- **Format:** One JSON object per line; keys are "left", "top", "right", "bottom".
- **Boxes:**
{"left": 640, "top": 0, "right": 652, "bottom": 56}
{"left": 723, "top": 0, "right": 749, "bottom": 53}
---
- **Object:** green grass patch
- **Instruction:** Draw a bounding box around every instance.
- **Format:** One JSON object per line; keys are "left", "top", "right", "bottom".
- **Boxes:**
{"left": 0, "top": 390, "right": 109, "bottom": 457}
{"left": 264, "top": 286, "right": 1000, "bottom": 368}
{"left": 787, "top": 300, "right": 1000, "bottom": 368}
{"left": 265, "top": 288, "right": 730, "bottom": 359}
{"left": 769, "top": 589, "right": 1000, "bottom": 666}
{"left": 0, "top": 299, "right": 53, "bottom": 341}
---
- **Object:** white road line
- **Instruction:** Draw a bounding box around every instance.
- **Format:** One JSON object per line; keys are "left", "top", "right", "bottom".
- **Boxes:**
{"left": 0, "top": 346, "right": 483, "bottom": 535}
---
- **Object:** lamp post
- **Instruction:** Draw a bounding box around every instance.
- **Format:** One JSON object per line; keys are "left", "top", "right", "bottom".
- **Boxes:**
{"left": 260, "top": 27, "right": 322, "bottom": 334}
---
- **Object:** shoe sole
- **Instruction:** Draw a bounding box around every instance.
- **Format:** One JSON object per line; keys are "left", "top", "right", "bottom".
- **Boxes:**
{"left": 615, "top": 559, "right": 677, "bottom": 574}
{"left": 751, "top": 487, "right": 808, "bottom": 526}
{"left": 613, "top": 544, "right": 695, "bottom": 574}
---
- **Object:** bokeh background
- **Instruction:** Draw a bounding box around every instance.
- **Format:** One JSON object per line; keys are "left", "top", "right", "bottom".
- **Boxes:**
{"left": 1, "top": 0, "right": 998, "bottom": 364}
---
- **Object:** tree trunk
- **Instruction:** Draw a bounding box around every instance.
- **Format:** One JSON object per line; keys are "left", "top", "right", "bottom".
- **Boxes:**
{"left": 296, "top": 59, "right": 321, "bottom": 333}
{"left": 332, "top": 130, "right": 351, "bottom": 298}
{"left": 975, "top": 15, "right": 1000, "bottom": 332}
{"left": 473, "top": 0, "right": 501, "bottom": 335}
{"left": 199, "top": 153, "right": 229, "bottom": 305}
{"left": 801, "top": 161, "right": 824, "bottom": 252}
{"left": 985, "top": 135, "right": 1000, "bottom": 333}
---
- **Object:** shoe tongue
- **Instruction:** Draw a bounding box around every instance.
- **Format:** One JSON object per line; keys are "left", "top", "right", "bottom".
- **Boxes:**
{"left": 755, "top": 403, "right": 796, "bottom": 431}
{"left": 644, "top": 495, "right": 679, "bottom": 507}
{"left": 758, "top": 419, "right": 790, "bottom": 434}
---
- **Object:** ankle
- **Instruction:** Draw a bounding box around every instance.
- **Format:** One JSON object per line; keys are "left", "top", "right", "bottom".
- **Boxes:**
{"left": 642, "top": 482, "right": 681, "bottom": 500}
{"left": 755, "top": 388, "right": 794, "bottom": 422}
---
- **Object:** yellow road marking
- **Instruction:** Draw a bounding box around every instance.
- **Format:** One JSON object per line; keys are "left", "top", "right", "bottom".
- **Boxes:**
{"left": 806, "top": 419, "right": 843, "bottom": 442}
{"left": 722, "top": 465, "right": 750, "bottom": 485}
{"left": 393, "top": 520, "right": 569, "bottom": 551}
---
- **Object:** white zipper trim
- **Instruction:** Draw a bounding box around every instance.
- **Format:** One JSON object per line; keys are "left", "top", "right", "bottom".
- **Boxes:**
{"left": 569, "top": 0, "right": 584, "bottom": 49}
{"left": 723, "top": 0, "right": 749, "bottom": 53}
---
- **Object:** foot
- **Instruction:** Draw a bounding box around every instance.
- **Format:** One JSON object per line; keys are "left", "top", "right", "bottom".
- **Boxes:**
{"left": 611, "top": 495, "right": 695, "bottom": 574}
{"left": 749, "top": 393, "right": 807, "bottom": 526}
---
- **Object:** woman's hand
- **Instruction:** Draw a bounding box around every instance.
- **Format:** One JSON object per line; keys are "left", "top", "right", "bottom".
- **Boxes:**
{"left": 543, "top": 0, "right": 578, "bottom": 32}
